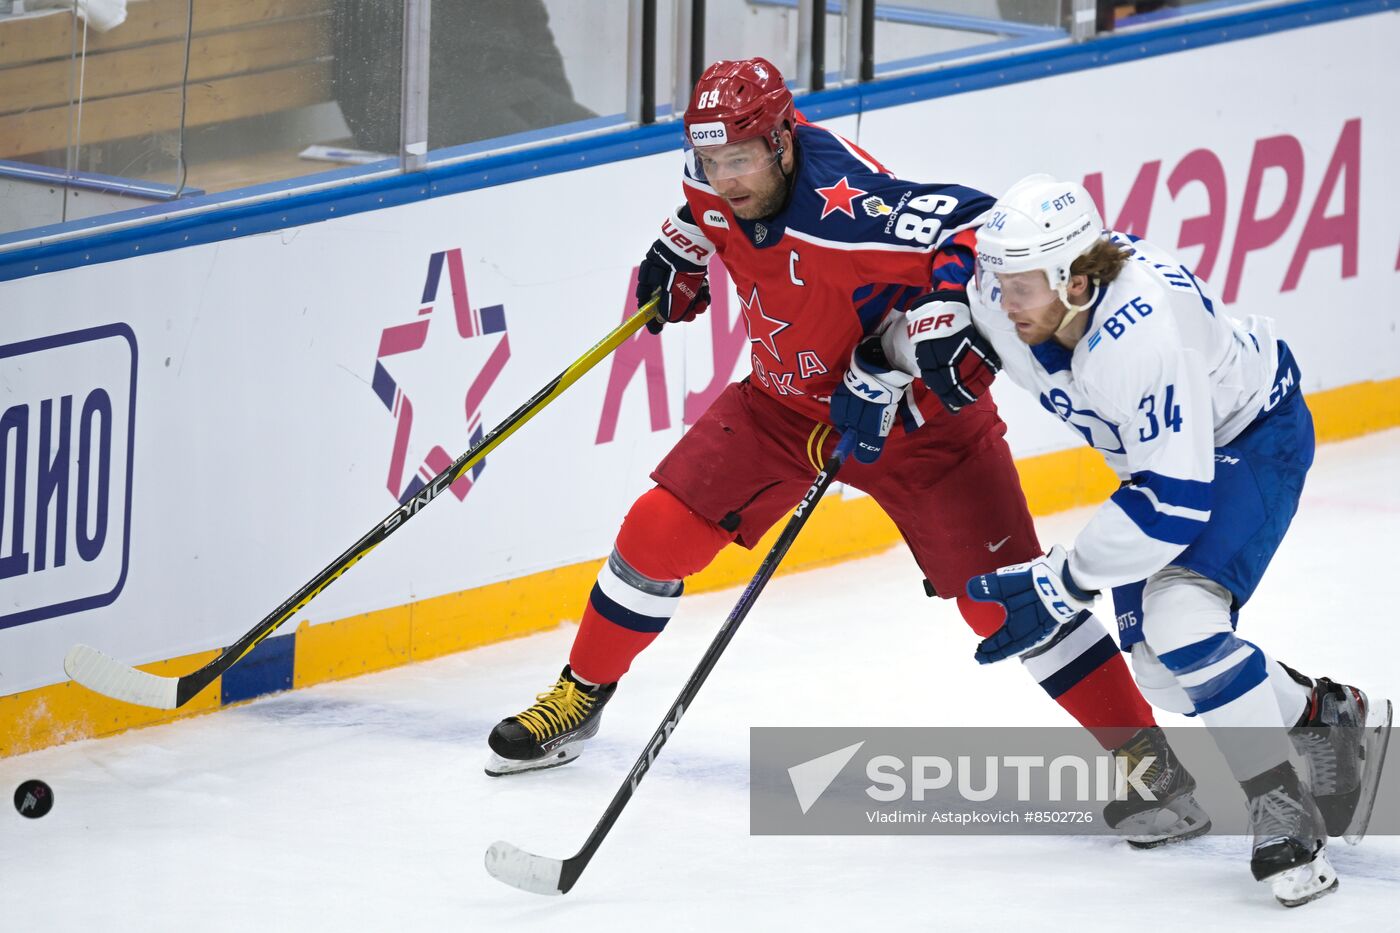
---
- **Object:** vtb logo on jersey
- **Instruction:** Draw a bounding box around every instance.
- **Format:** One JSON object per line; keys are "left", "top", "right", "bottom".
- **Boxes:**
{"left": 371, "top": 248, "right": 511, "bottom": 507}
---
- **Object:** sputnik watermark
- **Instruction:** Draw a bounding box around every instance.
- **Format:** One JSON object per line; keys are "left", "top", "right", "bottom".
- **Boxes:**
{"left": 753, "top": 725, "right": 1400, "bottom": 836}
{"left": 754, "top": 727, "right": 1180, "bottom": 836}
{"left": 863, "top": 753, "right": 1157, "bottom": 803}
{"left": 785, "top": 742, "right": 1153, "bottom": 816}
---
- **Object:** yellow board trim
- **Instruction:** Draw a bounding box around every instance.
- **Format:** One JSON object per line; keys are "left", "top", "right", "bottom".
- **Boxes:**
{"left": 4, "top": 376, "right": 1397, "bottom": 758}
{"left": 0, "top": 650, "right": 224, "bottom": 757}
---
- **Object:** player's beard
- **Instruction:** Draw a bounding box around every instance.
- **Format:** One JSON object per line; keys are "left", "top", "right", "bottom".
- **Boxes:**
{"left": 1006, "top": 300, "right": 1071, "bottom": 345}
{"left": 729, "top": 166, "right": 789, "bottom": 220}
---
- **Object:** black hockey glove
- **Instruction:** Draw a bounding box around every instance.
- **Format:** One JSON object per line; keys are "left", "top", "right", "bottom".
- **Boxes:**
{"left": 898, "top": 290, "right": 1001, "bottom": 414}
{"left": 637, "top": 206, "right": 715, "bottom": 335}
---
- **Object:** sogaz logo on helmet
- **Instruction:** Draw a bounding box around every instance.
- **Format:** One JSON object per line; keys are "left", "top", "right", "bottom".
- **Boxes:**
{"left": 0, "top": 325, "right": 137, "bottom": 629}
{"left": 688, "top": 122, "right": 728, "bottom": 146}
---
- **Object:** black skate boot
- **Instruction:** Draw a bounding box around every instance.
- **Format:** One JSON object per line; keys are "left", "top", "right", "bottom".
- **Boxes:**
{"left": 1243, "top": 761, "right": 1337, "bottom": 907}
{"left": 1287, "top": 674, "right": 1393, "bottom": 843}
{"left": 486, "top": 666, "right": 617, "bottom": 776}
{"left": 1103, "top": 726, "right": 1212, "bottom": 848}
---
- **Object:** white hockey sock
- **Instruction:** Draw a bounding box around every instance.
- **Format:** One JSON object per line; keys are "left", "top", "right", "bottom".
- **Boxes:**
{"left": 1190, "top": 675, "right": 1294, "bottom": 783}
{"left": 1267, "top": 657, "right": 1310, "bottom": 726}
{"left": 1143, "top": 567, "right": 1295, "bottom": 783}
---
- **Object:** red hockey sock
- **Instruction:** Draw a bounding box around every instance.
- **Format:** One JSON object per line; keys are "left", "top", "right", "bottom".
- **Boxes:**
{"left": 570, "top": 602, "right": 664, "bottom": 686}
{"left": 1049, "top": 652, "right": 1156, "bottom": 750}
{"left": 569, "top": 487, "right": 732, "bottom": 685}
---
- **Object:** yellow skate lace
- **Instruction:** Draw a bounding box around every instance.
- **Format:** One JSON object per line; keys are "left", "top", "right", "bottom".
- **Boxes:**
{"left": 514, "top": 676, "right": 598, "bottom": 741}
{"left": 1116, "top": 735, "right": 1163, "bottom": 794}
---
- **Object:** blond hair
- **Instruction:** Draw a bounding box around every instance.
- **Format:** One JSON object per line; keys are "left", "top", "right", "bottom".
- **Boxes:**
{"left": 1070, "top": 238, "right": 1133, "bottom": 284}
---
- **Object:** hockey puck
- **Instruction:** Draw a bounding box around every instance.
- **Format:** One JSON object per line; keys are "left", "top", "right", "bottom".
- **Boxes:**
{"left": 13, "top": 779, "right": 53, "bottom": 819}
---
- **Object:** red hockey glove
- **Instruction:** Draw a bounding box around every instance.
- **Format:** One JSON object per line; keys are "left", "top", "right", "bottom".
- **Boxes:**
{"left": 637, "top": 207, "right": 715, "bottom": 335}
{"left": 899, "top": 290, "right": 1001, "bottom": 414}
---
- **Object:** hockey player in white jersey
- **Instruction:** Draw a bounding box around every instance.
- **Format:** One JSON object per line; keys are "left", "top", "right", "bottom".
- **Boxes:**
{"left": 882, "top": 174, "right": 1391, "bottom": 907}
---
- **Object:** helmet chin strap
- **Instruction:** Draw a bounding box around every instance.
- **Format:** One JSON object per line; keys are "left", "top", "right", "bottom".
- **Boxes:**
{"left": 1054, "top": 279, "right": 1101, "bottom": 337}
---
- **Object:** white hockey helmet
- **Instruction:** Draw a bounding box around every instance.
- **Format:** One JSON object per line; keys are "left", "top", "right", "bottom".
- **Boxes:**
{"left": 977, "top": 174, "right": 1105, "bottom": 308}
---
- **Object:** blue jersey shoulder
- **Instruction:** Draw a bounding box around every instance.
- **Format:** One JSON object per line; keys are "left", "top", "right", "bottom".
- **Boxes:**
{"left": 786, "top": 125, "right": 992, "bottom": 248}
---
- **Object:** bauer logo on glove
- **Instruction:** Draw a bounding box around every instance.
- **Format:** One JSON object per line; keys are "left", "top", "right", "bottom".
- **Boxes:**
{"left": 882, "top": 289, "right": 1001, "bottom": 415}
{"left": 638, "top": 205, "right": 716, "bottom": 334}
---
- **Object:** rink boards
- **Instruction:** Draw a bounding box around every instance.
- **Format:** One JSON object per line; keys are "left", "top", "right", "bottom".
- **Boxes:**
{"left": 1, "top": 1, "right": 1397, "bottom": 756}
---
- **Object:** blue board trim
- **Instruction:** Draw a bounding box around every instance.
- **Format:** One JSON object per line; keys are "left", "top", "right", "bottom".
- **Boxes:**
{"left": 0, "top": 0, "right": 1391, "bottom": 283}
{"left": 221, "top": 632, "right": 296, "bottom": 705}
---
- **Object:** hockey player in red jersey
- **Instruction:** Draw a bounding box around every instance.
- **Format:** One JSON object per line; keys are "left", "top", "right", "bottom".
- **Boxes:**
{"left": 486, "top": 57, "right": 1206, "bottom": 845}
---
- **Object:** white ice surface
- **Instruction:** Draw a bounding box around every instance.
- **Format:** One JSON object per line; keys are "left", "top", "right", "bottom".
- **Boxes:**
{"left": 2, "top": 430, "right": 1398, "bottom": 931}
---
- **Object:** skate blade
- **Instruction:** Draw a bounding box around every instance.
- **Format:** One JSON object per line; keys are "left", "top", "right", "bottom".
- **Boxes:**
{"left": 1126, "top": 817, "right": 1212, "bottom": 850}
{"left": 485, "top": 744, "right": 582, "bottom": 777}
{"left": 1120, "top": 795, "right": 1213, "bottom": 849}
{"left": 1344, "top": 697, "right": 1393, "bottom": 845}
{"left": 1267, "top": 850, "right": 1339, "bottom": 908}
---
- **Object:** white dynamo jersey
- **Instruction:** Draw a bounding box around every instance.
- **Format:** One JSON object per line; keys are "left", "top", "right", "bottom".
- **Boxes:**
{"left": 970, "top": 233, "right": 1291, "bottom": 591}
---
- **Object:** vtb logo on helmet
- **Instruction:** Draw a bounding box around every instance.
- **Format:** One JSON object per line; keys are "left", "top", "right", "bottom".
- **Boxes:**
{"left": 684, "top": 57, "right": 796, "bottom": 157}
{"left": 974, "top": 173, "right": 1106, "bottom": 302}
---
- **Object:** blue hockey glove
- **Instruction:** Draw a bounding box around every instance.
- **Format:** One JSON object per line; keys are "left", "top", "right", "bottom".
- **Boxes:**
{"left": 637, "top": 206, "right": 714, "bottom": 335}
{"left": 966, "top": 545, "right": 1098, "bottom": 664}
{"left": 829, "top": 336, "right": 913, "bottom": 464}
{"left": 885, "top": 290, "right": 1001, "bottom": 414}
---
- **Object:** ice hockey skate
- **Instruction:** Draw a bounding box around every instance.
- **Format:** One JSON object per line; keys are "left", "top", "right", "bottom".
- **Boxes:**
{"left": 1103, "top": 726, "right": 1212, "bottom": 848}
{"left": 1244, "top": 762, "right": 1338, "bottom": 907}
{"left": 486, "top": 666, "right": 618, "bottom": 776}
{"left": 1288, "top": 676, "right": 1393, "bottom": 843}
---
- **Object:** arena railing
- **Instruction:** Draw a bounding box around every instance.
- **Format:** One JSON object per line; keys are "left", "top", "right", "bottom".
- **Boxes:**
{"left": 0, "top": 0, "right": 1334, "bottom": 266}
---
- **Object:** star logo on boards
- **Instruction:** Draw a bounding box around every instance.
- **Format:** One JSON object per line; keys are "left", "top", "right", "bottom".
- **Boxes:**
{"left": 740, "top": 286, "right": 791, "bottom": 363}
{"left": 815, "top": 176, "right": 868, "bottom": 220}
{"left": 371, "top": 248, "right": 511, "bottom": 506}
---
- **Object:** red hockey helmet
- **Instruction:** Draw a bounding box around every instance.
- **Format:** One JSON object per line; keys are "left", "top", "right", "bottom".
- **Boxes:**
{"left": 683, "top": 57, "right": 795, "bottom": 155}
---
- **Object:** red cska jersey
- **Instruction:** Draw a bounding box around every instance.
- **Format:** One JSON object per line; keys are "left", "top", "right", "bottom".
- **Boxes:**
{"left": 681, "top": 120, "right": 994, "bottom": 427}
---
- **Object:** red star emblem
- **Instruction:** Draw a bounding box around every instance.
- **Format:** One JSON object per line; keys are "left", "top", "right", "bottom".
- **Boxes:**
{"left": 739, "top": 286, "right": 791, "bottom": 362}
{"left": 815, "top": 176, "right": 867, "bottom": 220}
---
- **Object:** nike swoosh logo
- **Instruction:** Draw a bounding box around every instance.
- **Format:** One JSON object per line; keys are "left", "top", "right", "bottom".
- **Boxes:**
{"left": 986, "top": 535, "right": 1011, "bottom": 552}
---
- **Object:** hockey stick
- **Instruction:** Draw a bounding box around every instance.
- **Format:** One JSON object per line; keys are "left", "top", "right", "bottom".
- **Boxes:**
{"left": 485, "top": 432, "right": 857, "bottom": 896}
{"left": 64, "top": 299, "right": 661, "bottom": 710}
